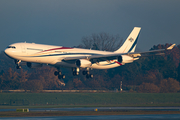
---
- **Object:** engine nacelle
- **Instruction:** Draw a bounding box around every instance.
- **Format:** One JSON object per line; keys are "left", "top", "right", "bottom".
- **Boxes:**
{"left": 120, "top": 55, "right": 134, "bottom": 64}
{"left": 117, "top": 56, "right": 123, "bottom": 63}
{"left": 75, "top": 59, "right": 92, "bottom": 68}
{"left": 27, "top": 62, "right": 43, "bottom": 68}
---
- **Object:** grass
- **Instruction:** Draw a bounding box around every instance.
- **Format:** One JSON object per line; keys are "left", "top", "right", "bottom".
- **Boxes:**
{"left": 0, "top": 93, "right": 180, "bottom": 108}
{"left": 1, "top": 111, "right": 180, "bottom": 117}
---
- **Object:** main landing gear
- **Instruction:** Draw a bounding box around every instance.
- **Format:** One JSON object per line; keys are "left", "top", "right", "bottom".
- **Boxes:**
{"left": 54, "top": 70, "right": 65, "bottom": 79}
{"left": 72, "top": 67, "right": 80, "bottom": 76}
{"left": 72, "top": 67, "right": 93, "bottom": 79}
{"left": 54, "top": 69, "right": 66, "bottom": 86}
{"left": 54, "top": 67, "right": 93, "bottom": 80}
{"left": 82, "top": 68, "right": 93, "bottom": 79}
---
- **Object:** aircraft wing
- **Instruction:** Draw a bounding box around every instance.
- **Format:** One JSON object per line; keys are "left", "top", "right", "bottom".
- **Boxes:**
{"left": 126, "top": 44, "right": 176, "bottom": 58}
{"left": 62, "top": 44, "right": 175, "bottom": 63}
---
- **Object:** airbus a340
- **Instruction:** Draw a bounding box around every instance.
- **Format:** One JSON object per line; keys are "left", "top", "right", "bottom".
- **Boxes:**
{"left": 4, "top": 27, "right": 175, "bottom": 80}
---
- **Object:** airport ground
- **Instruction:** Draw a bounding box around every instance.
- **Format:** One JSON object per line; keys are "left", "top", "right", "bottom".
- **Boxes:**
{"left": 0, "top": 92, "right": 180, "bottom": 117}
{"left": 1, "top": 111, "right": 180, "bottom": 117}
{"left": 1, "top": 92, "right": 180, "bottom": 107}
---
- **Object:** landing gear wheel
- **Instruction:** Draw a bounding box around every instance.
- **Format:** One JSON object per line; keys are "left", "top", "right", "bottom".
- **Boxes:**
{"left": 62, "top": 74, "right": 65, "bottom": 79}
{"left": 83, "top": 71, "right": 89, "bottom": 75}
{"left": 54, "top": 71, "right": 59, "bottom": 76}
{"left": 58, "top": 74, "right": 65, "bottom": 79}
{"left": 54, "top": 71, "right": 62, "bottom": 76}
{"left": 82, "top": 71, "right": 86, "bottom": 75}
{"left": 16, "top": 65, "right": 21, "bottom": 69}
{"left": 89, "top": 74, "right": 93, "bottom": 78}
{"left": 86, "top": 74, "right": 89, "bottom": 79}
{"left": 73, "top": 71, "right": 79, "bottom": 76}
{"left": 86, "top": 74, "right": 93, "bottom": 79}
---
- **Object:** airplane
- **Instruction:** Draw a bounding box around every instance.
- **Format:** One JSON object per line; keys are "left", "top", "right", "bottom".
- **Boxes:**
{"left": 4, "top": 27, "right": 175, "bottom": 80}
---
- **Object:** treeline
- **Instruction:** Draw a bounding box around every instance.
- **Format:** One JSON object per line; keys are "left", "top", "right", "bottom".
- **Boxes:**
{"left": 0, "top": 43, "right": 180, "bottom": 93}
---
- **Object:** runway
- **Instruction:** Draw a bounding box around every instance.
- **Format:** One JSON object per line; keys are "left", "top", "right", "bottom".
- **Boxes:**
{"left": 30, "top": 106, "right": 180, "bottom": 112}
{"left": 1, "top": 107, "right": 180, "bottom": 119}
{"left": 1, "top": 114, "right": 180, "bottom": 120}
{"left": 1, "top": 106, "right": 180, "bottom": 112}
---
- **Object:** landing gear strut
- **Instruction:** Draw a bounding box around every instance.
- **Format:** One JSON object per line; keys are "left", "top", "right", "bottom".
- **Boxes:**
{"left": 72, "top": 68, "right": 80, "bottom": 76}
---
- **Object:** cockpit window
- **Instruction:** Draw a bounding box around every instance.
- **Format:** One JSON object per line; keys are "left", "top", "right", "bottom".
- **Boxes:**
{"left": 7, "top": 46, "right": 16, "bottom": 49}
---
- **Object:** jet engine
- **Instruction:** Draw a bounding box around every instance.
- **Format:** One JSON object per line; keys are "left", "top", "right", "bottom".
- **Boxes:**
{"left": 117, "top": 56, "right": 123, "bottom": 63}
{"left": 75, "top": 59, "right": 92, "bottom": 68}
{"left": 117, "top": 55, "right": 134, "bottom": 64}
{"left": 27, "top": 62, "right": 43, "bottom": 68}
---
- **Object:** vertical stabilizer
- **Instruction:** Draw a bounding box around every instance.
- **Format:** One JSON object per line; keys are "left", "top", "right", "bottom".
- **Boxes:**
{"left": 115, "top": 27, "right": 141, "bottom": 53}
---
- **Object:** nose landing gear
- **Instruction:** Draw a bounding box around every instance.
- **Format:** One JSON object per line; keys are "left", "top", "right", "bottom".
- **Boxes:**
{"left": 15, "top": 60, "right": 21, "bottom": 69}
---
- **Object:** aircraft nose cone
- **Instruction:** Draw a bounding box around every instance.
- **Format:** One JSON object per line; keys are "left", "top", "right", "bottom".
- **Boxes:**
{"left": 4, "top": 48, "right": 12, "bottom": 57}
{"left": 4, "top": 48, "right": 8, "bottom": 55}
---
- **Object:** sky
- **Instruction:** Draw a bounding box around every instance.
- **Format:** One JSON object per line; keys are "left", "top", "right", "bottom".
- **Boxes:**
{"left": 0, "top": 0, "right": 180, "bottom": 52}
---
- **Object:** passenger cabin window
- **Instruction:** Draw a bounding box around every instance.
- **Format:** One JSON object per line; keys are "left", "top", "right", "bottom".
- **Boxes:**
{"left": 7, "top": 46, "right": 16, "bottom": 49}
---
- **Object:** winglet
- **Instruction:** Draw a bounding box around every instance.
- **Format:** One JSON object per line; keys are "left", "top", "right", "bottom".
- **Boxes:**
{"left": 167, "top": 44, "right": 176, "bottom": 50}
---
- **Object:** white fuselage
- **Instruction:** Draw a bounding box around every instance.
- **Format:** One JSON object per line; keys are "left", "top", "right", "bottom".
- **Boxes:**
{"left": 4, "top": 42, "right": 134, "bottom": 69}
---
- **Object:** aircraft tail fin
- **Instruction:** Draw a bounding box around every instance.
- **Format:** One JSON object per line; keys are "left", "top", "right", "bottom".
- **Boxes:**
{"left": 115, "top": 27, "right": 141, "bottom": 53}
